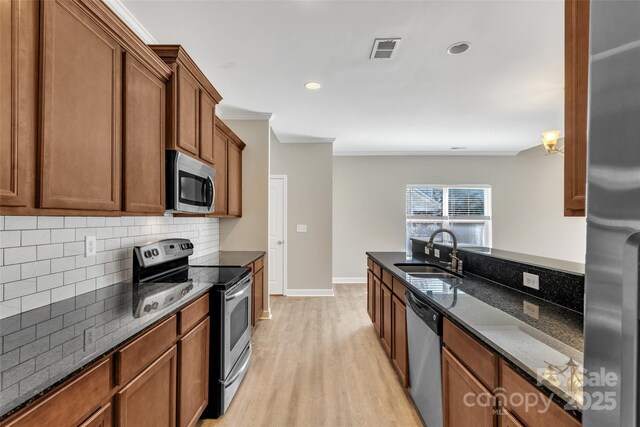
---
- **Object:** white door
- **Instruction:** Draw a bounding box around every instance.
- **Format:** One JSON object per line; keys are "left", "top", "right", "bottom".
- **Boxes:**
{"left": 269, "top": 176, "right": 286, "bottom": 295}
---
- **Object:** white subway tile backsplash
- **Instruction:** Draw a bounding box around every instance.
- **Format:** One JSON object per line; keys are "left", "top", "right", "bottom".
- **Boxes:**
{"left": 0, "top": 265, "right": 21, "bottom": 283}
{"left": 21, "top": 291, "right": 50, "bottom": 312}
{"left": 37, "top": 216, "right": 64, "bottom": 229}
{"left": 4, "top": 247, "right": 37, "bottom": 265}
{"left": 4, "top": 279, "right": 37, "bottom": 299}
{"left": 0, "top": 215, "right": 219, "bottom": 318}
{"left": 51, "top": 229, "right": 75, "bottom": 244}
{"left": 21, "top": 230, "right": 51, "bottom": 246}
{"left": 20, "top": 260, "right": 50, "bottom": 280}
{"left": 37, "top": 244, "right": 64, "bottom": 261}
{"left": 36, "top": 273, "right": 64, "bottom": 291}
{"left": 0, "top": 231, "right": 21, "bottom": 248}
{"left": 5, "top": 216, "right": 37, "bottom": 230}
{"left": 50, "top": 256, "right": 75, "bottom": 274}
{"left": 64, "top": 217, "right": 86, "bottom": 228}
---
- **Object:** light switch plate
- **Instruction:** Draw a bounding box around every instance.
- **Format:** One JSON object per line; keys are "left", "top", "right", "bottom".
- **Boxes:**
{"left": 85, "top": 236, "right": 97, "bottom": 257}
{"left": 296, "top": 224, "right": 307, "bottom": 233}
{"left": 523, "top": 272, "right": 539, "bottom": 290}
{"left": 84, "top": 327, "right": 96, "bottom": 352}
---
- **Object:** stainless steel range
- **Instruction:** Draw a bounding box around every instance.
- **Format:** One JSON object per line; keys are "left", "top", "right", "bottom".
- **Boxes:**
{"left": 132, "top": 239, "right": 252, "bottom": 419}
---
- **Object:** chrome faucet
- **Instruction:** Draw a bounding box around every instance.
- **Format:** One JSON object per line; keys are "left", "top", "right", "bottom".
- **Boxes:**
{"left": 426, "top": 228, "right": 463, "bottom": 274}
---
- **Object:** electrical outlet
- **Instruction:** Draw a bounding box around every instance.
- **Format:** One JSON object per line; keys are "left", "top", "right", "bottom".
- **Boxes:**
{"left": 523, "top": 301, "right": 540, "bottom": 319}
{"left": 434, "top": 249, "right": 440, "bottom": 258}
{"left": 85, "top": 236, "right": 97, "bottom": 257}
{"left": 523, "top": 272, "right": 539, "bottom": 290}
{"left": 84, "top": 327, "right": 96, "bottom": 352}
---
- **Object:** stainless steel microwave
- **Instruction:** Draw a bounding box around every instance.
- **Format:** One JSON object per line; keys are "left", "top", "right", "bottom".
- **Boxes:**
{"left": 166, "top": 150, "right": 215, "bottom": 214}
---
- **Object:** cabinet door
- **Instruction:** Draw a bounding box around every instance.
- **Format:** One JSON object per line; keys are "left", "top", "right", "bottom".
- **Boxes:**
{"left": 199, "top": 93, "right": 215, "bottom": 165}
{"left": 253, "top": 266, "right": 264, "bottom": 326}
{"left": 381, "top": 284, "right": 392, "bottom": 356}
{"left": 227, "top": 142, "right": 242, "bottom": 217}
{"left": 40, "top": 0, "right": 122, "bottom": 211}
{"left": 178, "top": 318, "right": 209, "bottom": 427}
{"left": 0, "top": 0, "right": 38, "bottom": 208}
{"left": 391, "top": 295, "right": 408, "bottom": 387}
{"left": 564, "top": 0, "right": 589, "bottom": 217}
{"left": 373, "top": 277, "right": 381, "bottom": 335}
{"left": 176, "top": 66, "right": 199, "bottom": 156}
{"left": 367, "top": 270, "right": 374, "bottom": 321}
{"left": 499, "top": 409, "right": 523, "bottom": 427}
{"left": 80, "top": 403, "right": 112, "bottom": 427}
{"left": 123, "top": 54, "right": 165, "bottom": 214}
{"left": 117, "top": 346, "right": 177, "bottom": 427}
{"left": 442, "top": 347, "right": 496, "bottom": 427}
{"left": 211, "top": 126, "right": 228, "bottom": 216}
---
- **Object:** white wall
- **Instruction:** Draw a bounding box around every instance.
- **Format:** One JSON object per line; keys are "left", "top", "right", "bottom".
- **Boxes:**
{"left": 270, "top": 131, "right": 333, "bottom": 292}
{"left": 219, "top": 119, "right": 270, "bottom": 312}
{"left": 333, "top": 146, "right": 587, "bottom": 279}
{"left": 0, "top": 216, "right": 219, "bottom": 318}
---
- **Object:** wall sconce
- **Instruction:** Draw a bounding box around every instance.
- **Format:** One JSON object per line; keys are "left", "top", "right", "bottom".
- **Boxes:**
{"left": 541, "top": 130, "right": 564, "bottom": 155}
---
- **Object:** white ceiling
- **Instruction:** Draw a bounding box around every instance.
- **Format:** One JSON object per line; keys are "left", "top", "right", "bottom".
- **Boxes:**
{"left": 120, "top": 0, "right": 564, "bottom": 155}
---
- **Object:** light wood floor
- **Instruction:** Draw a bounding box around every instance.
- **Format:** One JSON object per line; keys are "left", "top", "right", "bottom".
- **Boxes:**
{"left": 199, "top": 284, "right": 422, "bottom": 427}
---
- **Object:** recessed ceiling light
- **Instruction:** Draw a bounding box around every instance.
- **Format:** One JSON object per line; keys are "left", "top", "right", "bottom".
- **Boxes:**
{"left": 304, "top": 82, "right": 322, "bottom": 90}
{"left": 450, "top": 147, "right": 468, "bottom": 150}
{"left": 447, "top": 42, "right": 471, "bottom": 55}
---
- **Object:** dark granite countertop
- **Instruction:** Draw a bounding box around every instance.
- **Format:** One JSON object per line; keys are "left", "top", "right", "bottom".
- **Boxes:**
{"left": 367, "top": 251, "right": 584, "bottom": 414}
{"left": 411, "top": 238, "right": 585, "bottom": 276}
{"left": 190, "top": 251, "right": 265, "bottom": 268}
{"left": 0, "top": 266, "right": 248, "bottom": 420}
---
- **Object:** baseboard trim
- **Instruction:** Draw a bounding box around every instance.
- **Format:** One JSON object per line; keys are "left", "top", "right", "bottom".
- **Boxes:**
{"left": 285, "top": 288, "right": 334, "bottom": 297}
{"left": 332, "top": 277, "right": 366, "bottom": 284}
{"left": 259, "top": 309, "right": 272, "bottom": 320}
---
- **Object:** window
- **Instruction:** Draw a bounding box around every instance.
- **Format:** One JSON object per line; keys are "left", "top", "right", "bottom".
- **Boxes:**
{"left": 406, "top": 185, "right": 492, "bottom": 251}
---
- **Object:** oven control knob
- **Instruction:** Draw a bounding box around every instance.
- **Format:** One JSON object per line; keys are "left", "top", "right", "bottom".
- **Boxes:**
{"left": 181, "top": 289, "right": 188, "bottom": 296}
{"left": 152, "top": 249, "right": 159, "bottom": 256}
{"left": 143, "top": 250, "right": 151, "bottom": 258}
{"left": 144, "top": 304, "right": 152, "bottom": 312}
{"left": 151, "top": 302, "right": 159, "bottom": 310}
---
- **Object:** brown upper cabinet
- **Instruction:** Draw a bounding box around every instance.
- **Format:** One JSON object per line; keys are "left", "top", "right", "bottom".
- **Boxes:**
{"left": 564, "top": 0, "right": 589, "bottom": 217}
{"left": 1, "top": 0, "right": 172, "bottom": 216}
{"left": 209, "top": 117, "right": 245, "bottom": 218}
{"left": 149, "top": 45, "right": 222, "bottom": 164}
{"left": 0, "top": 0, "right": 39, "bottom": 209}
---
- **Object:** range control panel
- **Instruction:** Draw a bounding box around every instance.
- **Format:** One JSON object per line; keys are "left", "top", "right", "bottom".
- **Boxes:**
{"left": 134, "top": 238, "right": 194, "bottom": 268}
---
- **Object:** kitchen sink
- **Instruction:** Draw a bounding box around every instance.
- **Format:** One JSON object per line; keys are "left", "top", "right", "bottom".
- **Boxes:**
{"left": 394, "top": 263, "right": 460, "bottom": 279}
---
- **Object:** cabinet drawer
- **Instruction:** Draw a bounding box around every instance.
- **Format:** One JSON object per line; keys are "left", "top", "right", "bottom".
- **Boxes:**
{"left": 5, "top": 358, "right": 112, "bottom": 427}
{"left": 372, "top": 262, "right": 382, "bottom": 279}
{"left": 443, "top": 318, "right": 498, "bottom": 390}
{"left": 367, "top": 258, "right": 373, "bottom": 271}
{"left": 392, "top": 277, "right": 406, "bottom": 303}
{"left": 500, "top": 361, "right": 580, "bottom": 427}
{"left": 179, "top": 295, "right": 209, "bottom": 334}
{"left": 382, "top": 269, "right": 393, "bottom": 287}
{"left": 117, "top": 315, "right": 177, "bottom": 385}
{"left": 253, "top": 256, "right": 264, "bottom": 272}
{"left": 80, "top": 402, "right": 112, "bottom": 427}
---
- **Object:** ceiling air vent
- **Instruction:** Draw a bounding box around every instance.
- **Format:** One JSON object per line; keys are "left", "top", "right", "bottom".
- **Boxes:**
{"left": 370, "top": 38, "right": 401, "bottom": 60}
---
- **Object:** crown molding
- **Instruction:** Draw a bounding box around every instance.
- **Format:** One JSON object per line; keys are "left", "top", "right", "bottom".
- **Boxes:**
{"left": 332, "top": 150, "right": 520, "bottom": 157}
{"left": 217, "top": 110, "right": 273, "bottom": 121}
{"left": 103, "top": 0, "right": 158, "bottom": 44}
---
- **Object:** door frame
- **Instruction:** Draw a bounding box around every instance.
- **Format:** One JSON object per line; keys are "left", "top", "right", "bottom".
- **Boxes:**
{"left": 269, "top": 175, "right": 288, "bottom": 296}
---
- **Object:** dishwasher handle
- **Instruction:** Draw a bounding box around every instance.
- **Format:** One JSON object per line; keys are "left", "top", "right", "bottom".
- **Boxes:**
{"left": 406, "top": 291, "right": 442, "bottom": 336}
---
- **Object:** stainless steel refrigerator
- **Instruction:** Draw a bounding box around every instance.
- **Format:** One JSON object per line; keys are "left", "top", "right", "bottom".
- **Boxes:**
{"left": 584, "top": 1, "right": 640, "bottom": 426}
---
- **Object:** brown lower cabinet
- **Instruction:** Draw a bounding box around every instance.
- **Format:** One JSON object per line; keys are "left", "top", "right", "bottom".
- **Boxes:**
{"left": 251, "top": 256, "right": 265, "bottom": 327}
{"left": 0, "top": 295, "right": 210, "bottom": 427}
{"left": 366, "top": 258, "right": 409, "bottom": 385}
{"left": 117, "top": 346, "right": 178, "bottom": 427}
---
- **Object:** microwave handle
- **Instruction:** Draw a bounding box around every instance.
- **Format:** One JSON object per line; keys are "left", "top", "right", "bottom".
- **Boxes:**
{"left": 205, "top": 176, "right": 214, "bottom": 207}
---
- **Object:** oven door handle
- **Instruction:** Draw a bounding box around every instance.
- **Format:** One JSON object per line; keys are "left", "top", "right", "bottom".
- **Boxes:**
{"left": 225, "top": 344, "right": 252, "bottom": 387}
{"left": 225, "top": 279, "right": 251, "bottom": 301}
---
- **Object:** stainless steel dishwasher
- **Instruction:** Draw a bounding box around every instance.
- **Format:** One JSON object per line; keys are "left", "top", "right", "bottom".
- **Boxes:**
{"left": 406, "top": 290, "right": 443, "bottom": 427}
